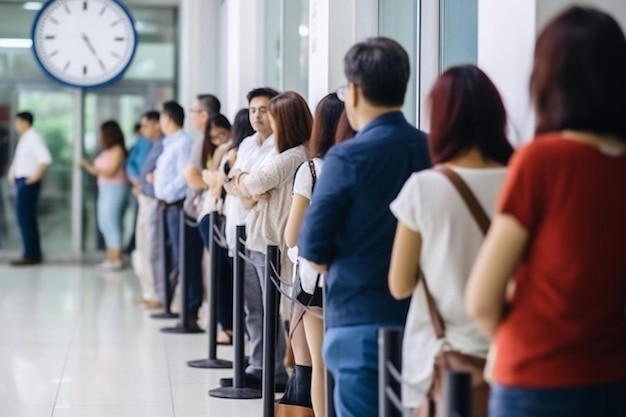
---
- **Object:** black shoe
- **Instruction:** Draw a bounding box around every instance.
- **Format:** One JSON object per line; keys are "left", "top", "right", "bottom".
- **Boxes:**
{"left": 219, "top": 374, "right": 287, "bottom": 392}
{"left": 10, "top": 257, "right": 42, "bottom": 266}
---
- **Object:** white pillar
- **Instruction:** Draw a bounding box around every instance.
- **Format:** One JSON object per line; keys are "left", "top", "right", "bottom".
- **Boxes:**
{"left": 178, "top": 0, "right": 220, "bottom": 117}
{"left": 224, "top": 0, "right": 265, "bottom": 120}
{"left": 308, "top": 0, "right": 378, "bottom": 109}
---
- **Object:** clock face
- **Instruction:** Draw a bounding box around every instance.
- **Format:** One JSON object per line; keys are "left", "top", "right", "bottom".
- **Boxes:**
{"left": 32, "top": 0, "right": 137, "bottom": 88}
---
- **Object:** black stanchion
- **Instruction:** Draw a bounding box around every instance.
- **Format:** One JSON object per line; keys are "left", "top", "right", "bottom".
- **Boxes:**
{"left": 379, "top": 327, "right": 404, "bottom": 417}
{"left": 444, "top": 371, "right": 471, "bottom": 417}
{"left": 151, "top": 204, "right": 179, "bottom": 320}
{"left": 262, "top": 245, "right": 281, "bottom": 417}
{"left": 161, "top": 211, "right": 203, "bottom": 334}
{"left": 209, "top": 226, "right": 262, "bottom": 399}
{"left": 188, "top": 212, "right": 232, "bottom": 368}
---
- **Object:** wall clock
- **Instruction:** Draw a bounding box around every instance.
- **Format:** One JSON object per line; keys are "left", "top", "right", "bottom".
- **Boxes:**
{"left": 31, "top": 0, "right": 138, "bottom": 88}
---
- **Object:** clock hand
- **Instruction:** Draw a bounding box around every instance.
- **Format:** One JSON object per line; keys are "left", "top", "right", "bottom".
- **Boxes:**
{"left": 81, "top": 33, "right": 98, "bottom": 57}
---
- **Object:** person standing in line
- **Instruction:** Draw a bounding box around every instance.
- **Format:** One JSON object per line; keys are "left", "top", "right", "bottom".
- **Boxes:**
{"left": 388, "top": 65, "right": 514, "bottom": 416}
{"left": 220, "top": 87, "right": 288, "bottom": 390}
{"left": 298, "top": 37, "right": 431, "bottom": 417}
{"left": 177, "top": 94, "right": 221, "bottom": 328}
{"left": 466, "top": 7, "right": 626, "bottom": 417}
{"left": 81, "top": 121, "right": 129, "bottom": 271}
{"left": 125, "top": 123, "right": 152, "bottom": 256}
{"left": 7, "top": 111, "right": 51, "bottom": 266}
{"left": 153, "top": 101, "right": 195, "bottom": 326}
{"left": 133, "top": 111, "right": 164, "bottom": 309}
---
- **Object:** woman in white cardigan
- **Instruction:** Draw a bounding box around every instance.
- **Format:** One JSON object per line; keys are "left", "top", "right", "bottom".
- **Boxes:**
{"left": 230, "top": 90, "right": 313, "bottom": 407}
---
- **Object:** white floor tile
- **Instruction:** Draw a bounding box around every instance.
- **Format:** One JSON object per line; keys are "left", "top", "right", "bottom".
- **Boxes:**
{"left": 0, "top": 264, "right": 264, "bottom": 416}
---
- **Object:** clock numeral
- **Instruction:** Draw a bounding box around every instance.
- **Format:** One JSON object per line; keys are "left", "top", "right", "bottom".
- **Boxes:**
{"left": 114, "top": 37, "right": 125, "bottom": 42}
{"left": 64, "top": 3, "right": 71, "bottom": 14}
{"left": 49, "top": 50, "right": 59, "bottom": 58}
{"left": 100, "top": 5, "right": 108, "bottom": 16}
{"left": 111, "top": 52, "right": 121, "bottom": 58}
{"left": 83, "top": 66, "right": 88, "bottom": 76}
{"left": 98, "top": 59, "right": 106, "bottom": 71}
{"left": 50, "top": 17, "right": 59, "bottom": 25}
{"left": 83, "top": 1, "right": 88, "bottom": 11}
{"left": 64, "top": 61, "right": 71, "bottom": 71}
{"left": 111, "top": 19, "right": 122, "bottom": 27}
{"left": 45, "top": 35, "right": 56, "bottom": 40}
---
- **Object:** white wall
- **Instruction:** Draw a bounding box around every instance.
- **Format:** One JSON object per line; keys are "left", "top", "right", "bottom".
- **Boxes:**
{"left": 537, "top": 0, "right": 626, "bottom": 31}
{"left": 308, "top": 0, "right": 377, "bottom": 109}
{"left": 478, "top": 0, "right": 536, "bottom": 145}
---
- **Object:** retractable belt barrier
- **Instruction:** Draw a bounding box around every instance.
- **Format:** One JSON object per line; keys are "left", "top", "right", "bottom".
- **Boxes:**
{"left": 188, "top": 211, "right": 232, "bottom": 368}
{"left": 209, "top": 225, "right": 262, "bottom": 399}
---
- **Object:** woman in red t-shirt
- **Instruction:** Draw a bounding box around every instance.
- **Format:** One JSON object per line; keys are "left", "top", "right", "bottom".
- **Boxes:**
{"left": 466, "top": 6, "right": 626, "bottom": 417}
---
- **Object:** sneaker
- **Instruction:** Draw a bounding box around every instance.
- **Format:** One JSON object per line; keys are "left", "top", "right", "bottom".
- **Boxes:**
{"left": 98, "top": 260, "right": 123, "bottom": 271}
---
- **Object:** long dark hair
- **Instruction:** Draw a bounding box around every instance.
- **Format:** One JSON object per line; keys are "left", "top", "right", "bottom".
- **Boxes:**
{"left": 100, "top": 120, "right": 127, "bottom": 155}
{"left": 334, "top": 110, "right": 357, "bottom": 144}
{"left": 229, "top": 108, "right": 254, "bottom": 151}
{"left": 428, "top": 65, "right": 513, "bottom": 165}
{"left": 309, "top": 93, "right": 343, "bottom": 158}
{"left": 202, "top": 114, "right": 231, "bottom": 167}
{"left": 531, "top": 7, "right": 626, "bottom": 142}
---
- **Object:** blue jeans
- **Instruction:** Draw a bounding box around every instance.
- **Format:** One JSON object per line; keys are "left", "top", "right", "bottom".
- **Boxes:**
{"left": 97, "top": 183, "right": 129, "bottom": 248}
{"left": 15, "top": 178, "right": 42, "bottom": 260}
{"left": 489, "top": 381, "right": 626, "bottom": 417}
{"left": 324, "top": 324, "right": 381, "bottom": 417}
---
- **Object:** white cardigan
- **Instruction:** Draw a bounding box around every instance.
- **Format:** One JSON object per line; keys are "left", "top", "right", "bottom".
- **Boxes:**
{"left": 239, "top": 145, "right": 309, "bottom": 283}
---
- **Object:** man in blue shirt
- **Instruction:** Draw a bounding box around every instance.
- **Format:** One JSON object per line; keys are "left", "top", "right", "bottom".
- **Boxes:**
{"left": 133, "top": 111, "right": 164, "bottom": 310}
{"left": 299, "top": 37, "right": 430, "bottom": 417}
{"left": 153, "top": 101, "right": 194, "bottom": 325}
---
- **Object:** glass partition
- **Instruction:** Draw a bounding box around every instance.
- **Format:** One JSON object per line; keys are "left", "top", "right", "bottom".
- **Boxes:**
{"left": 379, "top": 0, "right": 418, "bottom": 125}
{"left": 440, "top": 0, "right": 478, "bottom": 69}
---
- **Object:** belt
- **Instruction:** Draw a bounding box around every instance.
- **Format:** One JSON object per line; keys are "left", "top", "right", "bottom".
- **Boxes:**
{"left": 159, "top": 199, "right": 185, "bottom": 208}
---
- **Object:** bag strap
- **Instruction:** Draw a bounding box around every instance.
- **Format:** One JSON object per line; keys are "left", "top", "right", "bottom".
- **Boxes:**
{"left": 420, "top": 166, "right": 492, "bottom": 340}
{"left": 308, "top": 159, "right": 317, "bottom": 191}
{"left": 436, "top": 166, "right": 490, "bottom": 234}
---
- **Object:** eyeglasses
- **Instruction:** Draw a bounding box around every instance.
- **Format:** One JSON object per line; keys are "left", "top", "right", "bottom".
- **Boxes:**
{"left": 336, "top": 85, "right": 347, "bottom": 102}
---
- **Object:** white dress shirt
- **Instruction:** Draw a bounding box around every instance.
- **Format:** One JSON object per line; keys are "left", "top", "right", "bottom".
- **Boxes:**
{"left": 11, "top": 128, "right": 52, "bottom": 178}
{"left": 225, "top": 132, "right": 277, "bottom": 254}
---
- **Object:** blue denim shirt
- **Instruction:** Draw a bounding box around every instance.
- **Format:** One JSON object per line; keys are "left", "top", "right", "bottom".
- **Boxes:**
{"left": 140, "top": 137, "right": 164, "bottom": 198}
{"left": 126, "top": 137, "right": 153, "bottom": 182}
{"left": 299, "top": 111, "right": 430, "bottom": 328}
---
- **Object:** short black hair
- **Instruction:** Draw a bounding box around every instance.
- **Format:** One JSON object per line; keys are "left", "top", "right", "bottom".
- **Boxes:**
{"left": 162, "top": 101, "right": 185, "bottom": 127}
{"left": 16, "top": 111, "right": 34, "bottom": 126}
{"left": 246, "top": 87, "right": 280, "bottom": 104}
{"left": 344, "top": 37, "right": 410, "bottom": 107}
{"left": 142, "top": 110, "right": 160, "bottom": 122}
{"left": 197, "top": 94, "right": 221, "bottom": 115}
{"left": 134, "top": 123, "right": 142, "bottom": 134}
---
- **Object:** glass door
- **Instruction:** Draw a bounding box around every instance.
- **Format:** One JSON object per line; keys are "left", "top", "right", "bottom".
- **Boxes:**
{"left": 82, "top": 85, "right": 165, "bottom": 252}
{"left": 0, "top": 84, "right": 76, "bottom": 255}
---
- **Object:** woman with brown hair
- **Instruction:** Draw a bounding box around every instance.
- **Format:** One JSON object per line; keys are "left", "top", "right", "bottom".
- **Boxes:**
{"left": 229, "top": 91, "right": 313, "bottom": 392}
{"left": 81, "top": 120, "right": 129, "bottom": 270}
{"left": 466, "top": 7, "right": 626, "bottom": 417}
{"left": 284, "top": 92, "right": 344, "bottom": 417}
{"left": 388, "top": 64, "right": 513, "bottom": 416}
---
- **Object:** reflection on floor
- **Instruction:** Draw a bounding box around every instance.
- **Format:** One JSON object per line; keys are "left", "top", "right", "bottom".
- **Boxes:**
{"left": 0, "top": 264, "right": 262, "bottom": 417}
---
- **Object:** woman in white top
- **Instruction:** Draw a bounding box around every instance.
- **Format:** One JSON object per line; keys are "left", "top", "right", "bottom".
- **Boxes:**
{"left": 387, "top": 65, "right": 515, "bottom": 414}
{"left": 284, "top": 92, "right": 344, "bottom": 417}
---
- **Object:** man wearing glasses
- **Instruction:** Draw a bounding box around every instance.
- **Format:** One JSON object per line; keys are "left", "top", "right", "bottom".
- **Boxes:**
{"left": 299, "top": 38, "right": 431, "bottom": 417}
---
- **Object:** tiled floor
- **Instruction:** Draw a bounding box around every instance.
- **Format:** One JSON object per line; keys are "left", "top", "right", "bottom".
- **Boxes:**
{"left": 0, "top": 264, "right": 263, "bottom": 417}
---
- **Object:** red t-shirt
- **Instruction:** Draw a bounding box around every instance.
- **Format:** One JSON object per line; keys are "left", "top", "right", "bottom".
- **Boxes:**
{"left": 494, "top": 133, "right": 626, "bottom": 387}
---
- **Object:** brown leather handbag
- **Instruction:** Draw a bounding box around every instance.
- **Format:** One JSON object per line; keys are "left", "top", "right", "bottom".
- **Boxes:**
{"left": 414, "top": 166, "right": 491, "bottom": 417}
